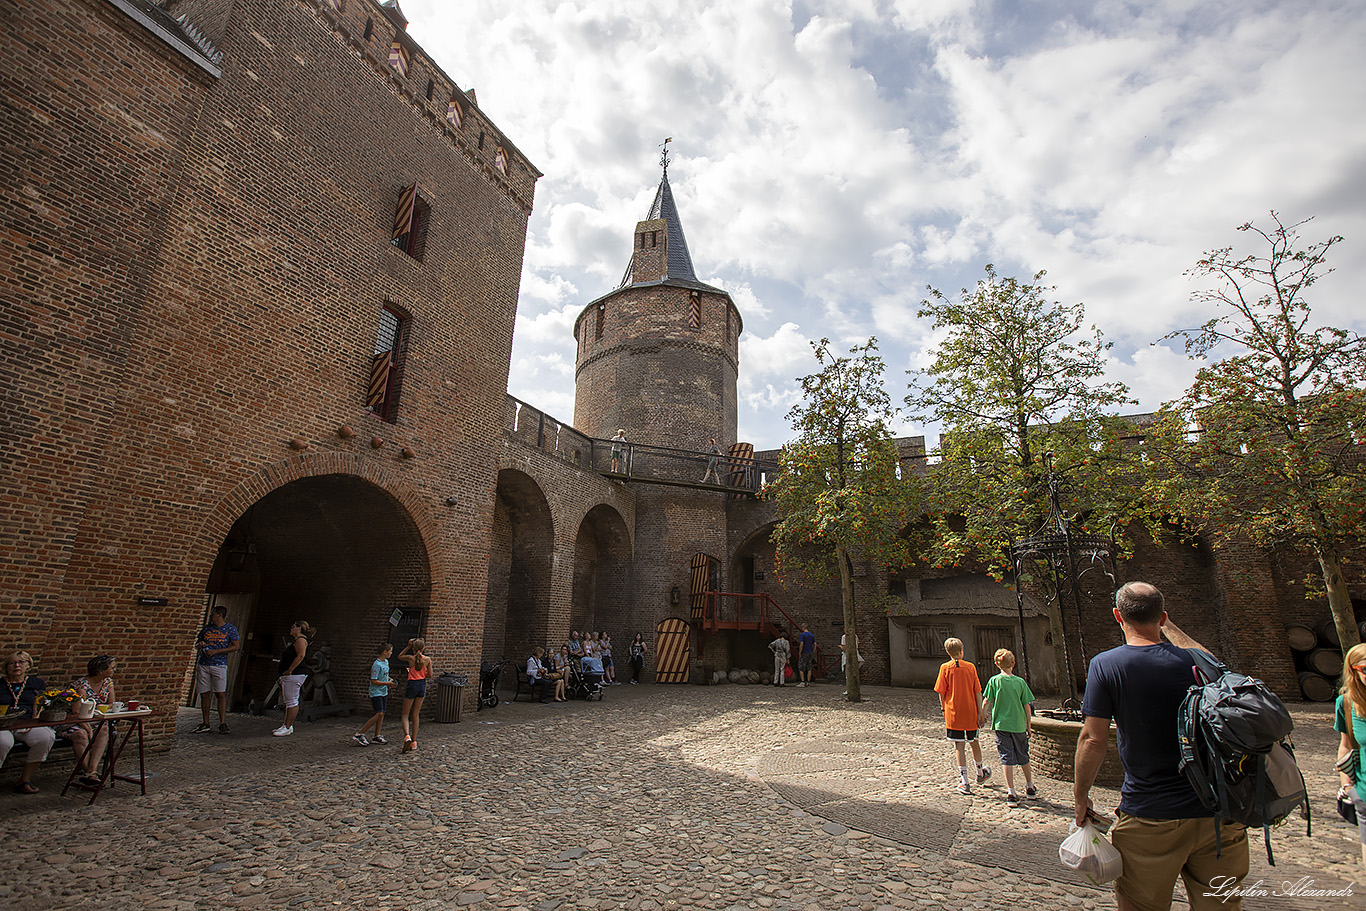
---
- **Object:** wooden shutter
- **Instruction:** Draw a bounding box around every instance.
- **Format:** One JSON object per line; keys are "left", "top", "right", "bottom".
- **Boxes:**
{"left": 392, "top": 183, "right": 418, "bottom": 244}
{"left": 654, "top": 617, "right": 691, "bottom": 684}
{"left": 689, "top": 291, "right": 701, "bottom": 329}
{"left": 366, "top": 352, "right": 392, "bottom": 409}
{"left": 689, "top": 553, "right": 711, "bottom": 622}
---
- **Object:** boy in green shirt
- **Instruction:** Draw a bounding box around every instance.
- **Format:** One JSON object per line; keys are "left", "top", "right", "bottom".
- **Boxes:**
{"left": 981, "top": 648, "right": 1037, "bottom": 807}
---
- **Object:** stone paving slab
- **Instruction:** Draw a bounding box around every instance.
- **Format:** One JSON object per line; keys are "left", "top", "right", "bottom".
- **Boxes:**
{"left": 0, "top": 682, "right": 1359, "bottom": 910}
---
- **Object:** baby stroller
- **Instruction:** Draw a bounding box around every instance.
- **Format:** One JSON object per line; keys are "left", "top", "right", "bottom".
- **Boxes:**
{"left": 477, "top": 660, "right": 504, "bottom": 710}
{"left": 572, "top": 655, "right": 605, "bottom": 701}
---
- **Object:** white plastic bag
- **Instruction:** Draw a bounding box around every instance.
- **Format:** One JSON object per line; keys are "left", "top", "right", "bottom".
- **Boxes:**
{"left": 1059, "top": 821, "right": 1123, "bottom": 885}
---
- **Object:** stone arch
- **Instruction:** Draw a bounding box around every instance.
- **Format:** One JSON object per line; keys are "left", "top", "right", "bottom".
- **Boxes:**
{"left": 571, "top": 503, "right": 632, "bottom": 636}
{"left": 484, "top": 468, "right": 555, "bottom": 662}
{"left": 192, "top": 453, "right": 434, "bottom": 714}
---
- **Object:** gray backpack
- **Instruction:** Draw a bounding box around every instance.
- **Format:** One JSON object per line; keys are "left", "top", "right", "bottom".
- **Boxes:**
{"left": 1177, "top": 649, "right": 1309, "bottom": 865}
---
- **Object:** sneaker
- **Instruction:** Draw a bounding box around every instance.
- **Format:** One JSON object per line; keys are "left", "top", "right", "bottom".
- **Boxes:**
{"left": 1007, "top": 792, "right": 1020, "bottom": 807}
{"left": 977, "top": 766, "right": 992, "bottom": 784}
{"left": 272, "top": 725, "right": 293, "bottom": 737}
{"left": 352, "top": 733, "right": 369, "bottom": 746}
{"left": 630, "top": 680, "right": 638, "bottom": 685}
{"left": 402, "top": 738, "right": 414, "bottom": 753}
{"left": 1025, "top": 785, "right": 1038, "bottom": 798}
{"left": 219, "top": 723, "right": 230, "bottom": 734}
{"left": 957, "top": 780, "right": 972, "bottom": 795}
{"left": 373, "top": 735, "right": 387, "bottom": 745}
{"left": 192, "top": 723, "right": 211, "bottom": 734}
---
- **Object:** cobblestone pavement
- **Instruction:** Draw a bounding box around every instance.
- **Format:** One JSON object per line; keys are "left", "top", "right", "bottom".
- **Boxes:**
{"left": 1, "top": 683, "right": 1360, "bottom": 910}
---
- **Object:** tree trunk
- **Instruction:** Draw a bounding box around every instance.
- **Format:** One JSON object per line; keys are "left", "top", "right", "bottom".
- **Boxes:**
{"left": 1320, "top": 548, "right": 1362, "bottom": 653}
{"left": 838, "top": 544, "right": 860, "bottom": 702}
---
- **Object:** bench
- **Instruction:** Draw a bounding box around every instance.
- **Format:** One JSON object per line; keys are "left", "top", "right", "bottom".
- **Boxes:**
{"left": 510, "top": 664, "right": 550, "bottom": 702}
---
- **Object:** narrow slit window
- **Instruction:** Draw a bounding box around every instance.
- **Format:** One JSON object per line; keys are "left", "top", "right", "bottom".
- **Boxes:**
{"left": 689, "top": 291, "right": 701, "bottom": 330}
{"left": 495, "top": 146, "right": 508, "bottom": 174}
{"left": 363, "top": 18, "right": 373, "bottom": 40}
{"left": 366, "top": 305, "right": 407, "bottom": 421}
{"left": 595, "top": 304, "right": 605, "bottom": 340}
{"left": 446, "top": 97, "right": 462, "bottom": 127}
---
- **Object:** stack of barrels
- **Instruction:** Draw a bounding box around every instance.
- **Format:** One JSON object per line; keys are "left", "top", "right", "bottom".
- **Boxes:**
{"left": 1291, "top": 618, "right": 1366, "bottom": 701}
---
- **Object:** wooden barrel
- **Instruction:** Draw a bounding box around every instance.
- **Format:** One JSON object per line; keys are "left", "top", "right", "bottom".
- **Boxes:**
{"left": 1286, "top": 625, "right": 1317, "bottom": 652}
{"left": 1317, "top": 618, "right": 1340, "bottom": 648}
{"left": 1299, "top": 671, "right": 1336, "bottom": 702}
{"left": 1307, "top": 648, "right": 1343, "bottom": 677}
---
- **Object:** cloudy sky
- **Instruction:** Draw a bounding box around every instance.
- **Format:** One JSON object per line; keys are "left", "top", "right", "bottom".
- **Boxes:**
{"left": 404, "top": 0, "right": 1366, "bottom": 451}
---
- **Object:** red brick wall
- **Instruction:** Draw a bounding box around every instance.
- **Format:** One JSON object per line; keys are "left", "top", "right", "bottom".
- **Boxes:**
{"left": 2, "top": 0, "right": 535, "bottom": 743}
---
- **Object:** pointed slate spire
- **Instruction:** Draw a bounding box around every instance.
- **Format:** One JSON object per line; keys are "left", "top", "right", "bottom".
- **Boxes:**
{"left": 620, "top": 142, "right": 704, "bottom": 288}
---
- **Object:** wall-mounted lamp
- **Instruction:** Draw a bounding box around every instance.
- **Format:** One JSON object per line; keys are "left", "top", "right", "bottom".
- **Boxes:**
{"left": 670, "top": 586, "right": 680, "bottom": 605}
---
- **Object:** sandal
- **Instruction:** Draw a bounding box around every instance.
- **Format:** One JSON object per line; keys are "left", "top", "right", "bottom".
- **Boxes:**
{"left": 79, "top": 775, "right": 103, "bottom": 788}
{"left": 13, "top": 782, "right": 39, "bottom": 794}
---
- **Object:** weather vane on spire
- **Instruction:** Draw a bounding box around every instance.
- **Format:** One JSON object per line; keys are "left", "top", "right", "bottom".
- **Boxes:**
{"left": 660, "top": 137, "right": 672, "bottom": 175}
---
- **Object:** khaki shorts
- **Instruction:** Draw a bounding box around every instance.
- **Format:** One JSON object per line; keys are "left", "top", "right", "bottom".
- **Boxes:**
{"left": 1110, "top": 812, "right": 1248, "bottom": 910}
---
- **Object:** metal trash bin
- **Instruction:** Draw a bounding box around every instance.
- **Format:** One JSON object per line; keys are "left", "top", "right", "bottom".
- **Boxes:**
{"left": 432, "top": 674, "right": 466, "bottom": 723}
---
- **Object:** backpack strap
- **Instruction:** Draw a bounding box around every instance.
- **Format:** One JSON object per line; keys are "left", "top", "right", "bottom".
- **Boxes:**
{"left": 1253, "top": 753, "right": 1273, "bottom": 866}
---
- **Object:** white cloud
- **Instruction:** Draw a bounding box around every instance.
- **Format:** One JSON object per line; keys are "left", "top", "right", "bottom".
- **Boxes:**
{"left": 403, "top": 0, "right": 1366, "bottom": 451}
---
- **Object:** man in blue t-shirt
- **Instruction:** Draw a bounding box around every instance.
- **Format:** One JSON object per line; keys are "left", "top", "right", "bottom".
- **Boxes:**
{"left": 194, "top": 606, "right": 240, "bottom": 734}
{"left": 797, "top": 624, "right": 817, "bottom": 687}
{"left": 1074, "top": 582, "right": 1248, "bottom": 910}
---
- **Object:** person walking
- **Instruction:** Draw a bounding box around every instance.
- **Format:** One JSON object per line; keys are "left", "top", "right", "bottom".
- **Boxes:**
{"left": 981, "top": 648, "right": 1036, "bottom": 807}
{"left": 1074, "top": 581, "right": 1248, "bottom": 910}
{"left": 935, "top": 637, "right": 988, "bottom": 794}
{"left": 273, "top": 621, "right": 314, "bottom": 737}
{"left": 628, "top": 633, "right": 648, "bottom": 685}
{"left": 353, "top": 642, "right": 396, "bottom": 745}
{"left": 193, "top": 605, "right": 239, "bottom": 734}
{"left": 700, "top": 438, "right": 723, "bottom": 484}
{"left": 398, "top": 638, "right": 433, "bottom": 752}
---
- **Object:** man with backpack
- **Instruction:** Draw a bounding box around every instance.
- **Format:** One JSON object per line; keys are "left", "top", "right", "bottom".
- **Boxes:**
{"left": 1073, "top": 581, "right": 1249, "bottom": 910}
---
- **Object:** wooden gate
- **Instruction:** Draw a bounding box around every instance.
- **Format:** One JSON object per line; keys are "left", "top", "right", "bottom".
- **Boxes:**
{"left": 654, "top": 617, "right": 691, "bottom": 684}
{"left": 974, "top": 625, "right": 1016, "bottom": 686}
{"left": 689, "top": 553, "right": 718, "bottom": 622}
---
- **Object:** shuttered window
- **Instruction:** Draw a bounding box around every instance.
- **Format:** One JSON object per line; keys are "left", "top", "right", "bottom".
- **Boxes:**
{"left": 367, "top": 305, "right": 406, "bottom": 421}
{"left": 389, "top": 41, "right": 410, "bottom": 77}
{"left": 391, "top": 183, "right": 430, "bottom": 261}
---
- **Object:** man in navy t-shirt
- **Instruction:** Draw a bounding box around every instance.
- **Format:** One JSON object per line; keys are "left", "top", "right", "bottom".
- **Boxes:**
{"left": 1074, "top": 581, "right": 1248, "bottom": 910}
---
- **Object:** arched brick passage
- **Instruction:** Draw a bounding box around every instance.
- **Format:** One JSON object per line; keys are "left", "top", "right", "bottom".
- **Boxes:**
{"left": 485, "top": 469, "right": 554, "bottom": 661}
{"left": 571, "top": 503, "right": 632, "bottom": 635}
{"left": 205, "top": 471, "right": 431, "bottom": 713}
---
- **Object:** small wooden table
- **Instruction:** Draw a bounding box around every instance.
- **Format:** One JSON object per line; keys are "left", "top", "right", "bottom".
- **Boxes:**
{"left": 14, "top": 708, "right": 156, "bottom": 804}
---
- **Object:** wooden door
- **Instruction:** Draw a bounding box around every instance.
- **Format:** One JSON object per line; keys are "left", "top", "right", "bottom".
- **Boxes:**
{"left": 974, "top": 625, "right": 1015, "bottom": 687}
{"left": 654, "top": 617, "right": 691, "bottom": 683}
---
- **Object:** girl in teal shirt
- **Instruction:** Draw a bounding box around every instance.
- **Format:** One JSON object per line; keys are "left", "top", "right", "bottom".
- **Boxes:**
{"left": 1335, "top": 642, "right": 1366, "bottom": 869}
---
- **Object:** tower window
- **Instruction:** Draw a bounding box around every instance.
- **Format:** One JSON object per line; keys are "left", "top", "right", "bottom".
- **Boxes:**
{"left": 689, "top": 291, "right": 701, "bottom": 330}
{"left": 366, "top": 305, "right": 408, "bottom": 421}
{"left": 391, "top": 183, "right": 430, "bottom": 261}
{"left": 389, "top": 42, "right": 409, "bottom": 77}
{"left": 425, "top": 79, "right": 434, "bottom": 101}
{"left": 595, "top": 304, "right": 605, "bottom": 340}
{"left": 363, "top": 18, "right": 373, "bottom": 41}
{"left": 495, "top": 146, "right": 508, "bottom": 175}
{"left": 446, "top": 97, "right": 463, "bottom": 128}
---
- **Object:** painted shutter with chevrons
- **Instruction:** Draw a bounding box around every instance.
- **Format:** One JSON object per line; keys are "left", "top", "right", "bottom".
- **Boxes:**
{"left": 392, "top": 183, "right": 418, "bottom": 244}
{"left": 366, "top": 352, "right": 392, "bottom": 410}
{"left": 654, "top": 617, "right": 691, "bottom": 684}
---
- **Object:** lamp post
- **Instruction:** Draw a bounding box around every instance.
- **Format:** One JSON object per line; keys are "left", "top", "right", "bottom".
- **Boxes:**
{"left": 1009, "top": 452, "right": 1118, "bottom": 712}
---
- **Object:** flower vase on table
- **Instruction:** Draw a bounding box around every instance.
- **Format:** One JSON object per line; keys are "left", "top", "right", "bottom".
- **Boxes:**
{"left": 39, "top": 706, "right": 67, "bottom": 722}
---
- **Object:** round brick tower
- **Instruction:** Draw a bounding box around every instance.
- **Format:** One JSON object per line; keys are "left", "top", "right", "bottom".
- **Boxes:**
{"left": 572, "top": 163, "right": 741, "bottom": 451}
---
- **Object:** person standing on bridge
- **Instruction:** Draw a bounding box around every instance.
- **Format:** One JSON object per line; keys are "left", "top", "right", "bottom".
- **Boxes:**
{"left": 610, "top": 429, "right": 628, "bottom": 473}
{"left": 700, "top": 438, "right": 723, "bottom": 484}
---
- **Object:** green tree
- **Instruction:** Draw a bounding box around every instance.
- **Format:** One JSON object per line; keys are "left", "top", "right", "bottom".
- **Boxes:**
{"left": 907, "top": 266, "right": 1136, "bottom": 694}
{"left": 1146, "top": 213, "right": 1365, "bottom": 650}
{"left": 769, "top": 338, "right": 918, "bottom": 702}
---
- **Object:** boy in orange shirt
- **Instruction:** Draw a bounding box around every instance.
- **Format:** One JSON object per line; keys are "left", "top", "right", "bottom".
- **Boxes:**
{"left": 934, "top": 637, "right": 990, "bottom": 794}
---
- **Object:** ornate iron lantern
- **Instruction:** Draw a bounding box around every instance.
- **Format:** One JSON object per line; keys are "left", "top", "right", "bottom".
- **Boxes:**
{"left": 1009, "top": 453, "right": 1119, "bottom": 713}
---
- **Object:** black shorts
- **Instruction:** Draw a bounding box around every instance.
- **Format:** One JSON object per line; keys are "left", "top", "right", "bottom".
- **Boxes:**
{"left": 370, "top": 695, "right": 387, "bottom": 714}
{"left": 945, "top": 728, "right": 978, "bottom": 742}
{"left": 405, "top": 679, "right": 427, "bottom": 699}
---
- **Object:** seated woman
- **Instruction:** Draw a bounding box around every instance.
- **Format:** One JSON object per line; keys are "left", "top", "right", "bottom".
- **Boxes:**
{"left": 63, "top": 655, "right": 117, "bottom": 786}
{"left": 526, "top": 648, "right": 550, "bottom": 703}
{"left": 550, "top": 645, "right": 571, "bottom": 702}
{"left": 0, "top": 650, "right": 56, "bottom": 794}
